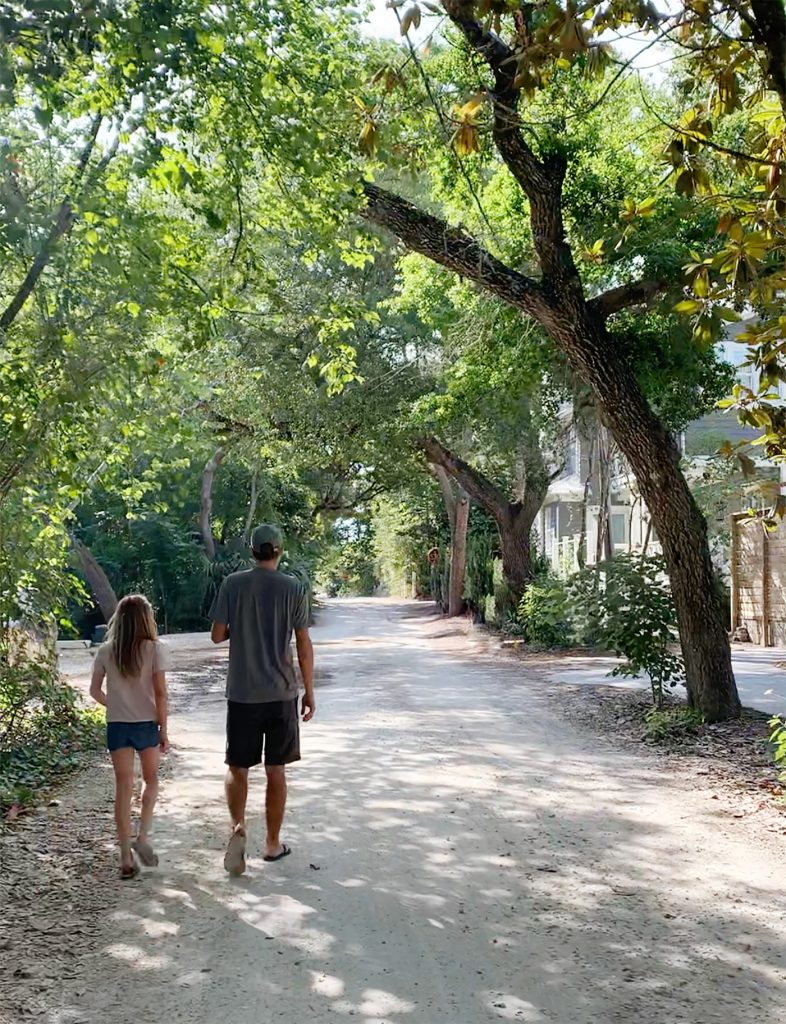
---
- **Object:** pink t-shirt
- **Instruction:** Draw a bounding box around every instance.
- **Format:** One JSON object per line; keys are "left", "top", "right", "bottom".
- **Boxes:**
{"left": 93, "top": 639, "right": 169, "bottom": 723}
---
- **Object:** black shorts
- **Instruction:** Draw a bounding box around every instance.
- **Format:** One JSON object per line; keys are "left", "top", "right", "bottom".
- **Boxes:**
{"left": 225, "top": 699, "right": 301, "bottom": 769}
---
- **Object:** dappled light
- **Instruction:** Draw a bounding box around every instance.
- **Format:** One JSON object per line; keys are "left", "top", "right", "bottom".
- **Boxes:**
{"left": 3, "top": 1, "right": 786, "bottom": 1020}
{"left": 35, "top": 600, "right": 784, "bottom": 1024}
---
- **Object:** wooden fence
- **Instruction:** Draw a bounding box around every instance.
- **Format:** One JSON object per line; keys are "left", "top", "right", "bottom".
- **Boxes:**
{"left": 730, "top": 512, "right": 786, "bottom": 646}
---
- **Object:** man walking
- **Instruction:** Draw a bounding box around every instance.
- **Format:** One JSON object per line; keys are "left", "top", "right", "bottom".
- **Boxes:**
{"left": 210, "top": 524, "right": 315, "bottom": 876}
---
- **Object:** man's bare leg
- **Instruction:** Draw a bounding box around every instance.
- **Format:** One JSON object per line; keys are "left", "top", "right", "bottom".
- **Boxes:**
{"left": 224, "top": 765, "right": 248, "bottom": 875}
{"left": 264, "top": 765, "right": 287, "bottom": 859}
{"left": 226, "top": 765, "right": 248, "bottom": 827}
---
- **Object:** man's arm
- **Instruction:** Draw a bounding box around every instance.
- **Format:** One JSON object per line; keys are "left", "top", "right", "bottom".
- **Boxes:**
{"left": 209, "top": 579, "right": 230, "bottom": 643}
{"left": 295, "top": 626, "right": 315, "bottom": 722}
{"left": 211, "top": 621, "right": 229, "bottom": 644}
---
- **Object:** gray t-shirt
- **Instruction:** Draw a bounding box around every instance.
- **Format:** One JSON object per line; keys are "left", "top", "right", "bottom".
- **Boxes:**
{"left": 209, "top": 568, "right": 309, "bottom": 704}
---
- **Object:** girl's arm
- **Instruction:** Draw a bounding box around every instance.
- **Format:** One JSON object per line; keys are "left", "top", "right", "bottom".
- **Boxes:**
{"left": 89, "top": 661, "right": 107, "bottom": 707}
{"left": 153, "top": 670, "right": 169, "bottom": 752}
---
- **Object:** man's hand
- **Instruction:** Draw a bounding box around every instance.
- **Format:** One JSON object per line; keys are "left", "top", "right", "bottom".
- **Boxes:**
{"left": 301, "top": 691, "right": 315, "bottom": 722}
{"left": 159, "top": 729, "right": 171, "bottom": 754}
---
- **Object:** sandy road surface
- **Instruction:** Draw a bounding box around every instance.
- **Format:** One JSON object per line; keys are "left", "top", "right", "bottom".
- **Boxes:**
{"left": 5, "top": 599, "right": 786, "bottom": 1024}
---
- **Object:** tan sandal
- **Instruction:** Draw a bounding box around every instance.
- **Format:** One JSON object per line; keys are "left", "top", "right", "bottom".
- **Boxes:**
{"left": 224, "top": 825, "right": 247, "bottom": 876}
{"left": 132, "top": 838, "right": 159, "bottom": 867}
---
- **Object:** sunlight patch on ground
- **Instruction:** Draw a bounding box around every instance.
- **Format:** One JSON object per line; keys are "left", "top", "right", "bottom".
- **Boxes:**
{"left": 358, "top": 988, "right": 416, "bottom": 1016}
{"left": 105, "top": 943, "right": 171, "bottom": 970}
{"left": 482, "top": 992, "right": 546, "bottom": 1020}
{"left": 310, "top": 970, "right": 345, "bottom": 998}
{"left": 219, "top": 891, "right": 334, "bottom": 955}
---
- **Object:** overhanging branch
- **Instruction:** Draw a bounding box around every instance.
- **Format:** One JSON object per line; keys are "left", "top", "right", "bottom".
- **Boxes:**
{"left": 589, "top": 276, "right": 672, "bottom": 319}
{"left": 419, "top": 436, "right": 510, "bottom": 523}
{"left": 361, "top": 183, "right": 547, "bottom": 321}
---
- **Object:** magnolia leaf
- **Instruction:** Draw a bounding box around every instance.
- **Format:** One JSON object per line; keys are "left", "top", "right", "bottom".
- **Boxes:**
{"left": 674, "top": 299, "right": 702, "bottom": 314}
{"left": 400, "top": 4, "right": 421, "bottom": 34}
{"left": 716, "top": 306, "right": 741, "bottom": 322}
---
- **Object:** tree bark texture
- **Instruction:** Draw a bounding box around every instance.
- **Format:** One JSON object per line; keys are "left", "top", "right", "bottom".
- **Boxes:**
{"left": 199, "top": 447, "right": 225, "bottom": 560}
{"left": 72, "top": 538, "right": 118, "bottom": 622}
{"left": 365, "top": 4, "right": 741, "bottom": 719}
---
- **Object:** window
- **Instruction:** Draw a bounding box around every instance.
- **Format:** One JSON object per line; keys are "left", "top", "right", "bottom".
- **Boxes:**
{"left": 563, "top": 429, "right": 579, "bottom": 477}
{"left": 610, "top": 513, "right": 628, "bottom": 546}
{"left": 735, "top": 361, "right": 755, "bottom": 391}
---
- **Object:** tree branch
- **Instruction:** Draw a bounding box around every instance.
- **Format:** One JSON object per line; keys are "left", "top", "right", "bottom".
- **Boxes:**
{"left": 199, "top": 447, "right": 225, "bottom": 560}
{"left": 419, "top": 436, "right": 510, "bottom": 523}
{"left": 0, "top": 114, "right": 102, "bottom": 334}
{"left": 589, "top": 276, "right": 672, "bottom": 319}
{"left": 361, "top": 183, "right": 547, "bottom": 320}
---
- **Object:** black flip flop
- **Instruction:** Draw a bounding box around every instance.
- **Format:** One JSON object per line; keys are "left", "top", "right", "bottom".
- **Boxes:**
{"left": 263, "top": 844, "right": 292, "bottom": 863}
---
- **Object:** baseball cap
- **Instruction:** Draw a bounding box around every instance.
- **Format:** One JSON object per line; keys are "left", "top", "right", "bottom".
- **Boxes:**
{"left": 250, "top": 523, "right": 284, "bottom": 552}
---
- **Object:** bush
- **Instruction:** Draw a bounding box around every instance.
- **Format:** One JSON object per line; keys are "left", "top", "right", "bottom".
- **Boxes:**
{"left": 770, "top": 716, "right": 786, "bottom": 783}
{"left": 644, "top": 706, "right": 704, "bottom": 741}
{"left": 567, "top": 555, "right": 684, "bottom": 706}
{"left": 0, "top": 652, "right": 103, "bottom": 813}
{"left": 518, "top": 574, "right": 572, "bottom": 647}
{"left": 464, "top": 530, "right": 495, "bottom": 618}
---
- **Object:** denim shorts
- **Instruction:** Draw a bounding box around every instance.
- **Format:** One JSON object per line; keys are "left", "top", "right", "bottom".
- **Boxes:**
{"left": 107, "top": 721, "right": 160, "bottom": 752}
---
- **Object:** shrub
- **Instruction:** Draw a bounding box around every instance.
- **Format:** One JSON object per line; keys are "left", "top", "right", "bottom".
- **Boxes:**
{"left": 518, "top": 575, "right": 572, "bottom": 647}
{"left": 769, "top": 716, "right": 786, "bottom": 783}
{"left": 0, "top": 651, "right": 103, "bottom": 813}
{"left": 464, "top": 531, "right": 495, "bottom": 619}
{"left": 644, "top": 706, "right": 704, "bottom": 741}
{"left": 567, "top": 555, "right": 684, "bottom": 706}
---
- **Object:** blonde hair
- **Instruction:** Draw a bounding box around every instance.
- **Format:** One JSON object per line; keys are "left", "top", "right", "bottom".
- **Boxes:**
{"left": 107, "top": 594, "right": 158, "bottom": 677}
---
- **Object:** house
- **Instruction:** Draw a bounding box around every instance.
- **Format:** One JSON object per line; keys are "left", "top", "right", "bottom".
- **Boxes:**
{"left": 536, "top": 323, "right": 775, "bottom": 575}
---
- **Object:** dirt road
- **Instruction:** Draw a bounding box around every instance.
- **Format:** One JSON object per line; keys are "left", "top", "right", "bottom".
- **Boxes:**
{"left": 3, "top": 599, "right": 786, "bottom": 1024}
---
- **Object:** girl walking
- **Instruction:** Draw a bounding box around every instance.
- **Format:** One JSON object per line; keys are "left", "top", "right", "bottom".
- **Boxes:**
{"left": 90, "top": 594, "right": 169, "bottom": 879}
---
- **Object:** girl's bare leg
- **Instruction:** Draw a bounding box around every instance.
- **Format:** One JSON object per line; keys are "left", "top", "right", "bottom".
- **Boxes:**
{"left": 111, "top": 748, "right": 135, "bottom": 868}
{"left": 137, "top": 745, "right": 160, "bottom": 843}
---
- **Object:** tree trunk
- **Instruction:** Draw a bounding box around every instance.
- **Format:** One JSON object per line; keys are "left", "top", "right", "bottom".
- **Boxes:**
{"left": 596, "top": 428, "right": 613, "bottom": 563}
{"left": 577, "top": 435, "right": 594, "bottom": 569}
{"left": 431, "top": 463, "right": 469, "bottom": 617}
{"left": 498, "top": 503, "right": 539, "bottom": 610}
{"left": 72, "top": 539, "right": 118, "bottom": 622}
{"left": 421, "top": 437, "right": 544, "bottom": 610}
{"left": 199, "top": 447, "right": 225, "bottom": 560}
{"left": 551, "top": 308, "right": 740, "bottom": 721}
{"left": 243, "top": 466, "right": 260, "bottom": 545}
{"left": 450, "top": 493, "right": 470, "bottom": 617}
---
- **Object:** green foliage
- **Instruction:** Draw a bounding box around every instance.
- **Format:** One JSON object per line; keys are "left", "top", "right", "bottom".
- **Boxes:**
{"left": 644, "top": 706, "right": 705, "bottom": 743}
{"left": 317, "top": 523, "right": 378, "bottom": 597}
{"left": 86, "top": 518, "right": 211, "bottom": 633}
{"left": 464, "top": 528, "right": 495, "bottom": 619}
{"left": 568, "top": 556, "right": 685, "bottom": 707}
{"left": 769, "top": 716, "right": 786, "bottom": 783}
{"left": 372, "top": 487, "right": 446, "bottom": 598}
{"left": 0, "top": 650, "right": 103, "bottom": 813}
{"left": 518, "top": 574, "right": 571, "bottom": 648}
